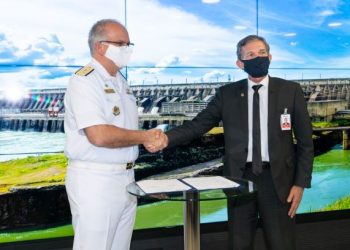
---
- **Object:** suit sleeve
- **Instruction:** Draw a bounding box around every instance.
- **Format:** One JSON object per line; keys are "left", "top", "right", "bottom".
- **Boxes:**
{"left": 293, "top": 85, "right": 314, "bottom": 188}
{"left": 165, "top": 89, "right": 223, "bottom": 148}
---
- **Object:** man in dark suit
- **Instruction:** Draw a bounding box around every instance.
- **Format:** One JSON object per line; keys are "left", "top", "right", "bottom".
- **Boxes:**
{"left": 146, "top": 35, "right": 314, "bottom": 250}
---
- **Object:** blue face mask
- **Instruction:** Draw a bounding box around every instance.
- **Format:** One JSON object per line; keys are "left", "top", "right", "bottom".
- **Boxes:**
{"left": 242, "top": 56, "right": 270, "bottom": 78}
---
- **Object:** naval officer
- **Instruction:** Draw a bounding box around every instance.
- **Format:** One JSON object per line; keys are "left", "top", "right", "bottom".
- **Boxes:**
{"left": 64, "top": 19, "right": 163, "bottom": 250}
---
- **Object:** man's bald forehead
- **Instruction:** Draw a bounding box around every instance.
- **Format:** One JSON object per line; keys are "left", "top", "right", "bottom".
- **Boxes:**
{"left": 107, "top": 22, "right": 127, "bottom": 31}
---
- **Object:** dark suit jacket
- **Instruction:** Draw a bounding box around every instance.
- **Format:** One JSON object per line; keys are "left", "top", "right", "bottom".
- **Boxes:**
{"left": 166, "top": 77, "right": 314, "bottom": 203}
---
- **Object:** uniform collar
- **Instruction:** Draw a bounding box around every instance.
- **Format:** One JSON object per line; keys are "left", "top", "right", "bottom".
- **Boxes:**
{"left": 90, "top": 58, "right": 119, "bottom": 82}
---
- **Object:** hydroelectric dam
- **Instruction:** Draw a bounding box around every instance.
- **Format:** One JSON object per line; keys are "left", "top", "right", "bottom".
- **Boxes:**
{"left": 1, "top": 78, "right": 350, "bottom": 133}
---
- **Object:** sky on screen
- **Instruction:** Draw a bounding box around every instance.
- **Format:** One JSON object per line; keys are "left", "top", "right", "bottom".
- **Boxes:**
{"left": 0, "top": 0, "right": 349, "bottom": 94}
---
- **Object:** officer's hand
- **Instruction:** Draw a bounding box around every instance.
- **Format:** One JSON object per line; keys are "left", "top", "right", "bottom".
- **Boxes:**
{"left": 143, "top": 129, "right": 168, "bottom": 153}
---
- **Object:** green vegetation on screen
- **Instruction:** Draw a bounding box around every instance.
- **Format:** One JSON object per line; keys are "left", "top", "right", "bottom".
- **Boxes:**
{"left": 0, "top": 154, "right": 67, "bottom": 194}
{"left": 0, "top": 225, "right": 73, "bottom": 244}
{"left": 320, "top": 196, "right": 350, "bottom": 212}
{"left": 313, "top": 149, "right": 350, "bottom": 172}
{"left": 312, "top": 121, "right": 338, "bottom": 128}
{"left": 312, "top": 120, "right": 350, "bottom": 128}
{"left": 134, "top": 194, "right": 227, "bottom": 229}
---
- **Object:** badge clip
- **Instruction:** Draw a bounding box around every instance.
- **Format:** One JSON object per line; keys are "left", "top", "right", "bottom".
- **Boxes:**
{"left": 280, "top": 108, "right": 291, "bottom": 131}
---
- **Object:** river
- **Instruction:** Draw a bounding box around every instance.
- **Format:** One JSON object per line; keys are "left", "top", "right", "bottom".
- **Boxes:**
{"left": 0, "top": 131, "right": 65, "bottom": 162}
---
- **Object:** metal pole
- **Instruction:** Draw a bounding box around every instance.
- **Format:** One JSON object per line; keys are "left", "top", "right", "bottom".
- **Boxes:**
{"left": 124, "top": 0, "right": 127, "bottom": 27}
{"left": 124, "top": 0, "right": 128, "bottom": 80}
{"left": 256, "top": 0, "right": 259, "bottom": 36}
{"left": 184, "top": 191, "right": 200, "bottom": 250}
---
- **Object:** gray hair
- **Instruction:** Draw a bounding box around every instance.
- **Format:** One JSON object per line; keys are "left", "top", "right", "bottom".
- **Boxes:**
{"left": 236, "top": 35, "right": 270, "bottom": 60}
{"left": 88, "top": 19, "right": 124, "bottom": 55}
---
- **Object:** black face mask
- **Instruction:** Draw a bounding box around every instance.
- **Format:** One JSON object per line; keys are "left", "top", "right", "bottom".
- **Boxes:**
{"left": 241, "top": 56, "right": 270, "bottom": 78}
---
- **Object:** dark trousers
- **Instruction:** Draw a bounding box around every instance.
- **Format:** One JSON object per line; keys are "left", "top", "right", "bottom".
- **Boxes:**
{"left": 227, "top": 168, "right": 296, "bottom": 250}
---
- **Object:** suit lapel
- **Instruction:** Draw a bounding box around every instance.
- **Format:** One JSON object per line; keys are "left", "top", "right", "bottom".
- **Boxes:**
{"left": 239, "top": 80, "right": 249, "bottom": 145}
{"left": 268, "top": 77, "right": 279, "bottom": 142}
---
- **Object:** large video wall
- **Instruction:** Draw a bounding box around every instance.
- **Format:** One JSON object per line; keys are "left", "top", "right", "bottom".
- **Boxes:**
{"left": 1, "top": 0, "right": 350, "bottom": 244}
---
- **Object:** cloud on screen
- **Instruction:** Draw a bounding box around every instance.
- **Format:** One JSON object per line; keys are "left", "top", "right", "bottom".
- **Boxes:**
{"left": 0, "top": 0, "right": 349, "bottom": 88}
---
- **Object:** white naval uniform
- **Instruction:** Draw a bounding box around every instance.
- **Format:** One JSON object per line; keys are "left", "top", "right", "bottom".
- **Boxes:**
{"left": 64, "top": 58, "right": 138, "bottom": 250}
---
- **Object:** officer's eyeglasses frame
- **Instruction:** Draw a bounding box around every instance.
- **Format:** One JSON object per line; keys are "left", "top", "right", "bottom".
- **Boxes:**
{"left": 99, "top": 41, "right": 134, "bottom": 47}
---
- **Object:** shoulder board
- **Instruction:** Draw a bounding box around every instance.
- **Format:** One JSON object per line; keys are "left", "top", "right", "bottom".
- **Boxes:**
{"left": 75, "top": 66, "right": 94, "bottom": 76}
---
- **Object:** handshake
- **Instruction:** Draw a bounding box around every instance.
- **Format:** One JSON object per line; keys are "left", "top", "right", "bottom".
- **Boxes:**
{"left": 143, "top": 129, "right": 168, "bottom": 153}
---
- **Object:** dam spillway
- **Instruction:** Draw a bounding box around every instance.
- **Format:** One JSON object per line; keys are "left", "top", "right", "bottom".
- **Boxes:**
{"left": 0, "top": 88, "right": 65, "bottom": 132}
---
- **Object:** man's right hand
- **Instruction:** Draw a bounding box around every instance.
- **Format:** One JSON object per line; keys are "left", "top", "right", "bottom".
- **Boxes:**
{"left": 143, "top": 129, "right": 168, "bottom": 153}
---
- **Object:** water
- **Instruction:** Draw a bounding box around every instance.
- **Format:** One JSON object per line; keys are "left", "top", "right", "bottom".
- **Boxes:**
{"left": 0, "top": 131, "right": 65, "bottom": 162}
{"left": 300, "top": 168, "right": 350, "bottom": 212}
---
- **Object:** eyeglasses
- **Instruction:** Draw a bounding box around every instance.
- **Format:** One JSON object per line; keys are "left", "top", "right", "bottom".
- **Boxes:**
{"left": 100, "top": 41, "right": 134, "bottom": 47}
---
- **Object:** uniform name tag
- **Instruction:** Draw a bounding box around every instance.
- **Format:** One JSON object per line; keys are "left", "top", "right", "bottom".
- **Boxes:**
{"left": 104, "top": 88, "right": 116, "bottom": 94}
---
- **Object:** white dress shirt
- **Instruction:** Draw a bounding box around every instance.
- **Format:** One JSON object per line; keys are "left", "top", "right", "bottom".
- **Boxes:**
{"left": 246, "top": 75, "right": 270, "bottom": 162}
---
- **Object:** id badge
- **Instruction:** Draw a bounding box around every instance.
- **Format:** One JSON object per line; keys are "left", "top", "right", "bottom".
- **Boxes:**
{"left": 280, "top": 114, "right": 291, "bottom": 130}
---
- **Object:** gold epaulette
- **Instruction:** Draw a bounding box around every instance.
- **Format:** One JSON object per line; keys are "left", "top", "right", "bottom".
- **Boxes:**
{"left": 75, "top": 65, "right": 94, "bottom": 76}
